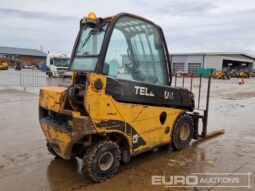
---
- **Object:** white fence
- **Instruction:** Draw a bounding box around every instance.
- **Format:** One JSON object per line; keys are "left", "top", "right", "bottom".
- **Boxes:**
{"left": 0, "top": 69, "right": 61, "bottom": 88}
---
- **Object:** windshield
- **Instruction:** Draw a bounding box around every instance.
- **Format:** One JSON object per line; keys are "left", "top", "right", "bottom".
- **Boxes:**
{"left": 70, "top": 23, "right": 108, "bottom": 71}
{"left": 52, "top": 58, "right": 69, "bottom": 67}
{"left": 103, "top": 16, "right": 168, "bottom": 85}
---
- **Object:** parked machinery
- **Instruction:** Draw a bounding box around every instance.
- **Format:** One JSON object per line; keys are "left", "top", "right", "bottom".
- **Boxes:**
{"left": 239, "top": 69, "right": 250, "bottom": 78}
{"left": 230, "top": 69, "right": 251, "bottom": 78}
{"left": 212, "top": 69, "right": 230, "bottom": 79}
{"left": 0, "top": 61, "right": 9, "bottom": 70}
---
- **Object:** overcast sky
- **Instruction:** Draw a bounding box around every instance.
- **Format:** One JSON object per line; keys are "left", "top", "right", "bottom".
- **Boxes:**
{"left": 0, "top": 0, "right": 255, "bottom": 55}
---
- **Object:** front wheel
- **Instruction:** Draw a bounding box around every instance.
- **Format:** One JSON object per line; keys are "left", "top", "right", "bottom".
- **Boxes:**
{"left": 84, "top": 141, "right": 121, "bottom": 182}
{"left": 47, "top": 72, "right": 52, "bottom": 78}
{"left": 172, "top": 114, "right": 194, "bottom": 151}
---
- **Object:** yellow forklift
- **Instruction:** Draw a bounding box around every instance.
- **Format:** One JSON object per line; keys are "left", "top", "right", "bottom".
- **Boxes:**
{"left": 39, "top": 12, "right": 218, "bottom": 182}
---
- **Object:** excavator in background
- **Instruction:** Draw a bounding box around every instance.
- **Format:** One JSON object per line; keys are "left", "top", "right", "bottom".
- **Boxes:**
{"left": 39, "top": 12, "right": 220, "bottom": 182}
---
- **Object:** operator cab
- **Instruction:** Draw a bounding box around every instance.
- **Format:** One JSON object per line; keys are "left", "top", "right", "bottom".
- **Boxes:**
{"left": 70, "top": 12, "right": 171, "bottom": 86}
{"left": 69, "top": 13, "right": 194, "bottom": 111}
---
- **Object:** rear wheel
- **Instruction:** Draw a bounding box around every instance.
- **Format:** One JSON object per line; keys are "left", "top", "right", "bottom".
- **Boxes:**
{"left": 172, "top": 114, "right": 194, "bottom": 151}
{"left": 84, "top": 141, "right": 121, "bottom": 182}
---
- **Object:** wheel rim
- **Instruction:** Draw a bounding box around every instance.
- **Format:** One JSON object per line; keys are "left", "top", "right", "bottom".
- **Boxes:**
{"left": 98, "top": 151, "right": 114, "bottom": 171}
{"left": 180, "top": 123, "right": 190, "bottom": 141}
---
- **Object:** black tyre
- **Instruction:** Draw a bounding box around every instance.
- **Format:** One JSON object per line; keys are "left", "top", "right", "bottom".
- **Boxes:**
{"left": 172, "top": 114, "right": 194, "bottom": 151}
{"left": 84, "top": 141, "right": 121, "bottom": 182}
{"left": 46, "top": 142, "right": 60, "bottom": 158}
{"left": 47, "top": 72, "right": 52, "bottom": 78}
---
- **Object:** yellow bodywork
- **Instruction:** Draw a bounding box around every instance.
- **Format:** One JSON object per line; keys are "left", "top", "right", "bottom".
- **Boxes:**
{"left": 212, "top": 71, "right": 231, "bottom": 79}
{"left": 0, "top": 62, "right": 9, "bottom": 70}
{"left": 39, "top": 72, "right": 184, "bottom": 159}
{"left": 212, "top": 71, "right": 225, "bottom": 79}
{"left": 85, "top": 73, "right": 183, "bottom": 154}
{"left": 40, "top": 87, "right": 67, "bottom": 112}
{"left": 39, "top": 86, "right": 95, "bottom": 159}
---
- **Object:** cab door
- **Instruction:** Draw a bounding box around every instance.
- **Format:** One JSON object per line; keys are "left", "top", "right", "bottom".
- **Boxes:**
{"left": 103, "top": 16, "right": 171, "bottom": 149}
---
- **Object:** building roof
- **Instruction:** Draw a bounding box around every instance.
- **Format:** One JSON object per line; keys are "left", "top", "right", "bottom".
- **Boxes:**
{"left": 0, "top": 46, "right": 47, "bottom": 57}
{"left": 169, "top": 52, "right": 255, "bottom": 60}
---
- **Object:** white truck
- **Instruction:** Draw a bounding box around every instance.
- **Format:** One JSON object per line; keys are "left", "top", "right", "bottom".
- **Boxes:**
{"left": 46, "top": 53, "right": 70, "bottom": 77}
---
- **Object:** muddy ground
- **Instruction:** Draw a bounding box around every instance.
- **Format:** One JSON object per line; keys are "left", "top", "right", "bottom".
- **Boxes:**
{"left": 0, "top": 78, "right": 255, "bottom": 191}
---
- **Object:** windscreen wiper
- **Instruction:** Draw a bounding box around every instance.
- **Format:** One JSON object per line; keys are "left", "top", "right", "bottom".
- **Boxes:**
{"left": 81, "top": 30, "right": 94, "bottom": 49}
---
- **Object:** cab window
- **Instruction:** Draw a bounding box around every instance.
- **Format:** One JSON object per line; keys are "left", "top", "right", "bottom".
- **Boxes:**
{"left": 103, "top": 16, "right": 168, "bottom": 85}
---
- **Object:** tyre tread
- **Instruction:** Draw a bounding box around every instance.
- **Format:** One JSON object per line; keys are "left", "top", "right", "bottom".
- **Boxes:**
{"left": 84, "top": 141, "right": 121, "bottom": 182}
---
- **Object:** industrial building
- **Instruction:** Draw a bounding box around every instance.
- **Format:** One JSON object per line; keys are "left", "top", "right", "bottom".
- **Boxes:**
{"left": 170, "top": 52, "right": 255, "bottom": 73}
{"left": 0, "top": 46, "right": 47, "bottom": 66}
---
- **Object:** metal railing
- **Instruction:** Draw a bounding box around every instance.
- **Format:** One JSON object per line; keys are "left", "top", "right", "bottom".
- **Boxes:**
{"left": 173, "top": 73, "right": 212, "bottom": 138}
{"left": 0, "top": 69, "right": 61, "bottom": 89}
